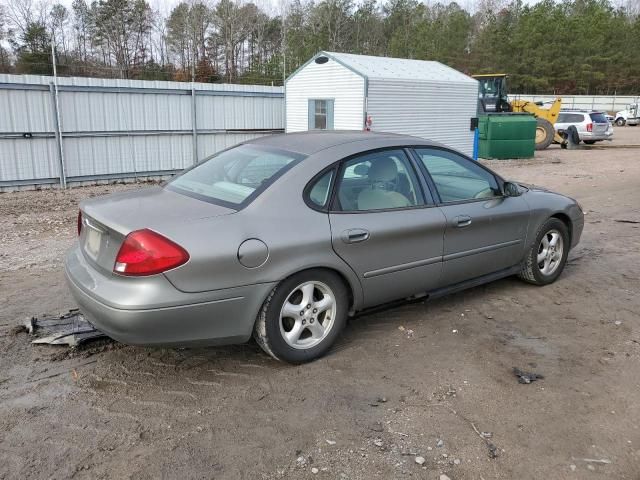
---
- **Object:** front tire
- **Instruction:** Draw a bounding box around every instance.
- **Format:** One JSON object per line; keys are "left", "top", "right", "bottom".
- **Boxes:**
{"left": 535, "top": 118, "right": 555, "bottom": 150}
{"left": 253, "top": 269, "right": 348, "bottom": 363}
{"left": 518, "top": 218, "right": 569, "bottom": 285}
{"left": 615, "top": 118, "right": 626, "bottom": 126}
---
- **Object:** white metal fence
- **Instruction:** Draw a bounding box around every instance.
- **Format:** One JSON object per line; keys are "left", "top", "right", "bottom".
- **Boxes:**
{"left": 0, "top": 74, "right": 284, "bottom": 189}
{"left": 2, "top": 76, "right": 636, "bottom": 190}
{"left": 514, "top": 94, "right": 639, "bottom": 114}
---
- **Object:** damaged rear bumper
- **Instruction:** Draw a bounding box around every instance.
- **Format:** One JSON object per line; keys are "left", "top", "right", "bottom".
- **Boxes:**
{"left": 64, "top": 245, "right": 275, "bottom": 347}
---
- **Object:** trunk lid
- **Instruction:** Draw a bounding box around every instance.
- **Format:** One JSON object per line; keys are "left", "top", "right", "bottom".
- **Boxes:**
{"left": 589, "top": 112, "right": 609, "bottom": 134}
{"left": 79, "top": 186, "right": 234, "bottom": 273}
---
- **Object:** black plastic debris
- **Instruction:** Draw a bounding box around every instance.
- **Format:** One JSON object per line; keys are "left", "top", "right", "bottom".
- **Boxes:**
{"left": 513, "top": 367, "right": 544, "bottom": 384}
{"left": 23, "top": 309, "right": 106, "bottom": 347}
{"left": 487, "top": 442, "right": 499, "bottom": 459}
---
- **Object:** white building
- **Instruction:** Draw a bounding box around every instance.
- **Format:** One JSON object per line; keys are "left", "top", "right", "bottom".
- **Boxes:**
{"left": 285, "top": 51, "right": 479, "bottom": 156}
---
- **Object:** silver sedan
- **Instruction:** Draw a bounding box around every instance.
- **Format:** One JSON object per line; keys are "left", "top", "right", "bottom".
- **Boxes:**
{"left": 65, "top": 132, "right": 584, "bottom": 363}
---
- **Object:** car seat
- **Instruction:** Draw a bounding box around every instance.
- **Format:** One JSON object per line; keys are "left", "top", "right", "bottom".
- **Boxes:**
{"left": 357, "top": 157, "right": 411, "bottom": 210}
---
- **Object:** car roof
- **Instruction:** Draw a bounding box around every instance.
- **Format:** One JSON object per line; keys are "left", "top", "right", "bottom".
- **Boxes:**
{"left": 560, "top": 109, "right": 604, "bottom": 114}
{"left": 244, "top": 130, "right": 440, "bottom": 155}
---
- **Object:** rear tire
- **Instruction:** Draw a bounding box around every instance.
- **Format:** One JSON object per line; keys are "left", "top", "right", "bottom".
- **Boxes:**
{"left": 535, "top": 118, "right": 555, "bottom": 150}
{"left": 518, "top": 218, "right": 569, "bottom": 286}
{"left": 253, "top": 269, "right": 348, "bottom": 363}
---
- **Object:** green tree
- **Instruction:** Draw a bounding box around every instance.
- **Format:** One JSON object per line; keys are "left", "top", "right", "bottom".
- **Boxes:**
{"left": 92, "top": 0, "right": 153, "bottom": 77}
{"left": 352, "top": 0, "right": 384, "bottom": 55}
{"left": 413, "top": 2, "right": 472, "bottom": 68}
{"left": 384, "top": 0, "right": 424, "bottom": 58}
{"left": 0, "top": 5, "right": 12, "bottom": 72}
{"left": 14, "top": 20, "right": 52, "bottom": 74}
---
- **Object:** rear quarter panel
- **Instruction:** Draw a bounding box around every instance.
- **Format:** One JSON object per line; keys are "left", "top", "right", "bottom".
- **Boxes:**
{"left": 161, "top": 202, "right": 358, "bottom": 296}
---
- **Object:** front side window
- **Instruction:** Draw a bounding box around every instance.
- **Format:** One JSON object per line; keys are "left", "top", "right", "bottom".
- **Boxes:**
{"left": 167, "top": 144, "right": 304, "bottom": 207}
{"left": 308, "top": 99, "right": 334, "bottom": 130}
{"left": 415, "top": 148, "right": 500, "bottom": 203}
{"left": 559, "top": 113, "right": 585, "bottom": 123}
{"left": 335, "top": 150, "right": 423, "bottom": 211}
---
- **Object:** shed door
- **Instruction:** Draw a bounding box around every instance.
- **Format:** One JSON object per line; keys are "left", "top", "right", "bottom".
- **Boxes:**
{"left": 308, "top": 99, "right": 334, "bottom": 130}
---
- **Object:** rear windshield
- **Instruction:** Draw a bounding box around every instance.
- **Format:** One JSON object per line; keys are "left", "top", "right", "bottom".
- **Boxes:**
{"left": 167, "top": 144, "right": 305, "bottom": 208}
{"left": 589, "top": 112, "right": 608, "bottom": 123}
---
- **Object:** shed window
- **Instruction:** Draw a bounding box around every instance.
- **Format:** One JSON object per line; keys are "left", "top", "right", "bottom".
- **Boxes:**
{"left": 308, "top": 99, "right": 334, "bottom": 130}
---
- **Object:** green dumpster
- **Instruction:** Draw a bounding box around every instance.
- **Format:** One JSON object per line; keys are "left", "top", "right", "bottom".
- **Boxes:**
{"left": 478, "top": 113, "right": 537, "bottom": 159}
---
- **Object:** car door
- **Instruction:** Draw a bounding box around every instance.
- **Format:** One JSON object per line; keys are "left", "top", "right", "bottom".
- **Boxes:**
{"left": 412, "top": 147, "right": 530, "bottom": 286}
{"left": 327, "top": 148, "right": 447, "bottom": 308}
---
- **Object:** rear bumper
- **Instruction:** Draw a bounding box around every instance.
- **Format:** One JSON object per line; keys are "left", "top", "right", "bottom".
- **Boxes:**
{"left": 64, "top": 245, "right": 276, "bottom": 347}
{"left": 580, "top": 131, "right": 613, "bottom": 141}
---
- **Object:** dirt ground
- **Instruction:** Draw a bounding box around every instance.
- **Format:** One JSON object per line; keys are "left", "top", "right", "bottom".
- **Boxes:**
{"left": 1, "top": 128, "right": 639, "bottom": 480}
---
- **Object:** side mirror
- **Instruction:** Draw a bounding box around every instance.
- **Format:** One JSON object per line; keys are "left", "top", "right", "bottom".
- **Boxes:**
{"left": 503, "top": 181, "right": 522, "bottom": 197}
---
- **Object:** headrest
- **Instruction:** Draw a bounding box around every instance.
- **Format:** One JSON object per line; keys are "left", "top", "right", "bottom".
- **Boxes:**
{"left": 368, "top": 157, "right": 398, "bottom": 182}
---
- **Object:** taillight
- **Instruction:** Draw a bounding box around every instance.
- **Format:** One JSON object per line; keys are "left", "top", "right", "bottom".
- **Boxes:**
{"left": 77, "top": 211, "right": 82, "bottom": 236}
{"left": 586, "top": 123, "right": 593, "bottom": 132}
{"left": 114, "top": 229, "right": 189, "bottom": 276}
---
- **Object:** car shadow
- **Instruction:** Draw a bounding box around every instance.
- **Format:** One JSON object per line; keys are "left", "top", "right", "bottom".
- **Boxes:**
{"left": 64, "top": 271, "right": 575, "bottom": 376}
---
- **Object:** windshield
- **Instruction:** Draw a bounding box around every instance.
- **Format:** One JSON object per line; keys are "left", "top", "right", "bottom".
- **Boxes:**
{"left": 167, "top": 144, "right": 305, "bottom": 207}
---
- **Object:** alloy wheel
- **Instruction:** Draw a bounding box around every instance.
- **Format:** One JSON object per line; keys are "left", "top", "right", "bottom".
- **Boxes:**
{"left": 279, "top": 281, "right": 336, "bottom": 349}
{"left": 537, "top": 229, "right": 564, "bottom": 276}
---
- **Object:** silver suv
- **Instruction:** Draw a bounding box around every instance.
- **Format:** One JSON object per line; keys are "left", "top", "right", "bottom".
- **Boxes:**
{"left": 555, "top": 110, "right": 613, "bottom": 144}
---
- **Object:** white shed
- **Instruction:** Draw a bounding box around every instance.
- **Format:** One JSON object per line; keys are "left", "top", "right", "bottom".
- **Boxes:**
{"left": 285, "top": 51, "right": 479, "bottom": 156}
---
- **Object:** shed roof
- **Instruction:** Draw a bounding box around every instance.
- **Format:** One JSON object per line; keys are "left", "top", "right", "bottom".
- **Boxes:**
{"left": 315, "top": 52, "right": 477, "bottom": 84}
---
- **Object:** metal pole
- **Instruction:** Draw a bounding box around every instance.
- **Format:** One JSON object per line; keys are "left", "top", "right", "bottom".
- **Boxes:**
{"left": 473, "top": 127, "right": 479, "bottom": 161}
{"left": 282, "top": 2, "right": 286, "bottom": 86}
{"left": 281, "top": 1, "right": 287, "bottom": 132}
{"left": 190, "top": 36, "right": 198, "bottom": 165}
{"left": 191, "top": 84, "right": 198, "bottom": 165}
{"left": 50, "top": 41, "right": 67, "bottom": 188}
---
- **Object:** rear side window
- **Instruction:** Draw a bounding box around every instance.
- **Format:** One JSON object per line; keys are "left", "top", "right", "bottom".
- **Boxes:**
{"left": 335, "top": 149, "right": 424, "bottom": 211}
{"left": 308, "top": 170, "right": 334, "bottom": 208}
{"left": 590, "top": 112, "right": 608, "bottom": 123}
{"left": 167, "top": 145, "right": 304, "bottom": 207}
{"left": 558, "top": 113, "right": 585, "bottom": 123}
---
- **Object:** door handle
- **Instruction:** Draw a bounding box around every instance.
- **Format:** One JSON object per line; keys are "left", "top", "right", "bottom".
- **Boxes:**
{"left": 453, "top": 215, "right": 472, "bottom": 228}
{"left": 341, "top": 228, "right": 370, "bottom": 244}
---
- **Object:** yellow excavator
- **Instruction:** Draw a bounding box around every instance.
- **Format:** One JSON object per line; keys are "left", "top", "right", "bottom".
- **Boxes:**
{"left": 473, "top": 74, "right": 565, "bottom": 150}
